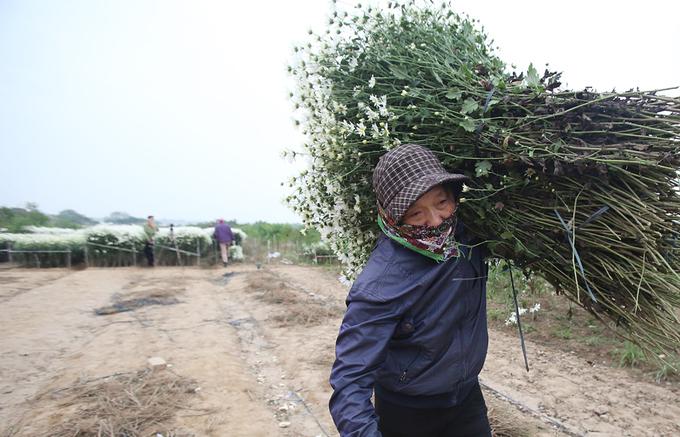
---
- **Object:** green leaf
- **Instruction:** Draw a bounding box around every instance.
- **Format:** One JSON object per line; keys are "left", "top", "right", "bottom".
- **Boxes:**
{"left": 388, "top": 64, "right": 409, "bottom": 80}
{"left": 475, "top": 160, "right": 492, "bottom": 177}
{"left": 459, "top": 118, "right": 476, "bottom": 133}
{"left": 460, "top": 64, "right": 473, "bottom": 79}
{"left": 461, "top": 98, "right": 479, "bottom": 115}
{"left": 526, "top": 63, "right": 540, "bottom": 88}
{"left": 485, "top": 98, "right": 500, "bottom": 111}
{"left": 432, "top": 70, "right": 444, "bottom": 85}
{"left": 500, "top": 231, "right": 514, "bottom": 240}
{"left": 445, "top": 89, "right": 462, "bottom": 100}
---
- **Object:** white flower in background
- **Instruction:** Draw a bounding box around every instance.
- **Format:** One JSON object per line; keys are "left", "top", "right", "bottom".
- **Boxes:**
{"left": 504, "top": 307, "right": 528, "bottom": 326}
{"left": 462, "top": 184, "right": 470, "bottom": 192}
{"left": 368, "top": 75, "right": 376, "bottom": 88}
{"left": 86, "top": 224, "right": 146, "bottom": 244}
{"left": 505, "top": 303, "right": 540, "bottom": 326}
{"left": 23, "top": 226, "right": 79, "bottom": 234}
{"left": 0, "top": 232, "right": 86, "bottom": 248}
{"left": 232, "top": 228, "right": 247, "bottom": 242}
{"left": 229, "top": 245, "right": 244, "bottom": 261}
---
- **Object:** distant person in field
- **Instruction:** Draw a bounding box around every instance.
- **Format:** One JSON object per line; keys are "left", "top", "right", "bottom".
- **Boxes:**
{"left": 329, "top": 144, "right": 492, "bottom": 437}
{"left": 143, "top": 215, "right": 159, "bottom": 267}
{"left": 213, "top": 218, "right": 234, "bottom": 267}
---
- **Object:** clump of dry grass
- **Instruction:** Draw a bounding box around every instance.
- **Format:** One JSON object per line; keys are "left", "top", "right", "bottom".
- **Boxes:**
{"left": 94, "top": 288, "right": 182, "bottom": 315}
{"left": 31, "top": 369, "right": 201, "bottom": 437}
{"left": 272, "top": 303, "right": 341, "bottom": 326}
{"left": 487, "top": 403, "right": 532, "bottom": 437}
{"left": 246, "top": 271, "right": 343, "bottom": 326}
{"left": 248, "top": 276, "right": 299, "bottom": 305}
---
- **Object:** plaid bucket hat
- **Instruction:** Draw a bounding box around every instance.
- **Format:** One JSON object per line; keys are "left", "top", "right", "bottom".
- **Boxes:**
{"left": 372, "top": 144, "right": 469, "bottom": 222}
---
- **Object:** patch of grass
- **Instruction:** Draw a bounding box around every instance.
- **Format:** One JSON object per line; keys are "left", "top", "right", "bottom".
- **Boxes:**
{"left": 585, "top": 323, "right": 604, "bottom": 334}
{"left": 522, "top": 323, "right": 536, "bottom": 334}
{"left": 584, "top": 335, "right": 607, "bottom": 347}
{"left": 651, "top": 353, "right": 680, "bottom": 382}
{"left": 553, "top": 326, "right": 572, "bottom": 340}
{"left": 487, "top": 307, "right": 505, "bottom": 322}
{"left": 612, "top": 341, "right": 646, "bottom": 368}
{"left": 655, "top": 362, "right": 679, "bottom": 382}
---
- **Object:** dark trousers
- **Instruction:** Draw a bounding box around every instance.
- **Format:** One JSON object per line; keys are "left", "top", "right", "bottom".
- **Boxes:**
{"left": 376, "top": 383, "right": 491, "bottom": 437}
{"left": 143, "top": 243, "right": 155, "bottom": 266}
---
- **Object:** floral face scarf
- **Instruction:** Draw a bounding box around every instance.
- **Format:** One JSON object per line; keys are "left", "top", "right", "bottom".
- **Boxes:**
{"left": 377, "top": 205, "right": 459, "bottom": 262}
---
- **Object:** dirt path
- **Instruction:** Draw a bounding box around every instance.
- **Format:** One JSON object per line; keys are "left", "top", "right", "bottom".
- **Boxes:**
{"left": 481, "top": 330, "right": 680, "bottom": 436}
{"left": 1, "top": 267, "right": 284, "bottom": 436}
{"left": 0, "top": 265, "right": 678, "bottom": 436}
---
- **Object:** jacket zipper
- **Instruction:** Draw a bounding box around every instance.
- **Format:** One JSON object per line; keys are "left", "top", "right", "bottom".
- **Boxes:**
{"left": 398, "top": 348, "right": 422, "bottom": 383}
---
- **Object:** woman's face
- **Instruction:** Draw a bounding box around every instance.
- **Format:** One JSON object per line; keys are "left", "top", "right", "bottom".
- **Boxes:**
{"left": 401, "top": 185, "right": 457, "bottom": 227}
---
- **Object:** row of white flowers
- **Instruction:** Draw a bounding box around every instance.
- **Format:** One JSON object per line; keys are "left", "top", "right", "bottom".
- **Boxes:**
{"left": 1, "top": 225, "right": 247, "bottom": 250}
{"left": 0, "top": 232, "right": 85, "bottom": 248}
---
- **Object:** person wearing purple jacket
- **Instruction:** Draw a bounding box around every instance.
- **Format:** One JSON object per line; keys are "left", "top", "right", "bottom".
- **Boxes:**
{"left": 213, "top": 219, "right": 234, "bottom": 267}
{"left": 329, "top": 144, "right": 491, "bottom": 437}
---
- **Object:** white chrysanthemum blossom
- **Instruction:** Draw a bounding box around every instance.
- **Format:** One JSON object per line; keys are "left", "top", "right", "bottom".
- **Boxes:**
{"left": 365, "top": 107, "right": 380, "bottom": 122}
{"left": 368, "top": 75, "right": 376, "bottom": 88}
{"left": 332, "top": 100, "right": 348, "bottom": 115}
{"left": 505, "top": 303, "right": 541, "bottom": 326}
{"left": 356, "top": 121, "right": 367, "bottom": 137}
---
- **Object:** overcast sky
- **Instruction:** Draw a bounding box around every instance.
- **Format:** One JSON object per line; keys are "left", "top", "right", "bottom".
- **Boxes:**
{"left": 1, "top": 0, "right": 678, "bottom": 223}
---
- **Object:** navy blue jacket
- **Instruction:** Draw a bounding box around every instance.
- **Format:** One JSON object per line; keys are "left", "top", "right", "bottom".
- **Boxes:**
{"left": 329, "top": 222, "right": 489, "bottom": 437}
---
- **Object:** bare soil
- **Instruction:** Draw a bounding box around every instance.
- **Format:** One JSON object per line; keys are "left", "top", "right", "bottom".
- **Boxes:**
{"left": 0, "top": 265, "right": 678, "bottom": 436}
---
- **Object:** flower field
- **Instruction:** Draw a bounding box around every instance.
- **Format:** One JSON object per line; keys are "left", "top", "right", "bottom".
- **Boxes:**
{"left": 0, "top": 225, "right": 247, "bottom": 267}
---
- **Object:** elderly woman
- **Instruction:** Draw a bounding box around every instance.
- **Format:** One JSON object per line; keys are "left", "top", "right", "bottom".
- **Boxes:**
{"left": 329, "top": 144, "right": 491, "bottom": 437}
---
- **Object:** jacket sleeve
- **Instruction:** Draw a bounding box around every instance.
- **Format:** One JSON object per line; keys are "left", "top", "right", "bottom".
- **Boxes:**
{"left": 329, "top": 289, "right": 402, "bottom": 437}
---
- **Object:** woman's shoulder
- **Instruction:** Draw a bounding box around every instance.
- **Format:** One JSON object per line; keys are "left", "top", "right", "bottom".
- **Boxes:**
{"left": 349, "top": 236, "right": 430, "bottom": 304}
{"left": 367, "top": 234, "right": 432, "bottom": 273}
